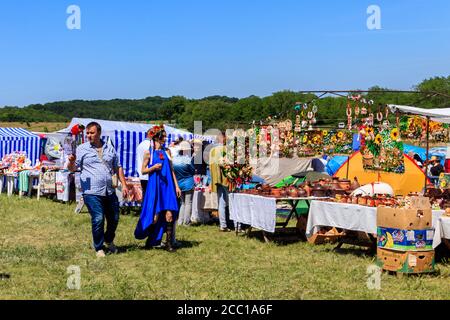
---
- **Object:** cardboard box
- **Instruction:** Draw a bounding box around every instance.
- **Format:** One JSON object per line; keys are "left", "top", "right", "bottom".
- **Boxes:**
{"left": 377, "top": 227, "right": 434, "bottom": 251}
{"left": 377, "top": 207, "right": 432, "bottom": 230}
{"left": 376, "top": 248, "right": 435, "bottom": 274}
{"left": 307, "top": 227, "right": 344, "bottom": 245}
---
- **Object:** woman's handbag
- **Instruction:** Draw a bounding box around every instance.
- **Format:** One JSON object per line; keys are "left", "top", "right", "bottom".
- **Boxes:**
{"left": 201, "top": 189, "right": 218, "bottom": 210}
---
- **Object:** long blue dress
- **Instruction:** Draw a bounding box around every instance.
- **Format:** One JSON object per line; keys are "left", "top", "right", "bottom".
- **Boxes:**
{"left": 134, "top": 148, "right": 179, "bottom": 245}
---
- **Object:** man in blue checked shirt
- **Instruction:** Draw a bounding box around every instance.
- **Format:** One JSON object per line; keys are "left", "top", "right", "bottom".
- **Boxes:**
{"left": 68, "top": 122, "right": 131, "bottom": 258}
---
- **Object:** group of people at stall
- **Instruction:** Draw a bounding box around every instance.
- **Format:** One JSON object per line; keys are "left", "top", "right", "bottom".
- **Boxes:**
{"left": 69, "top": 122, "right": 237, "bottom": 257}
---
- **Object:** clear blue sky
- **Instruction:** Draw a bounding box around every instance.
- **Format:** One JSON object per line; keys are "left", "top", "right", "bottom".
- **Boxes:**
{"left": 0, "top": 0, "right": 449, "bottom": 107}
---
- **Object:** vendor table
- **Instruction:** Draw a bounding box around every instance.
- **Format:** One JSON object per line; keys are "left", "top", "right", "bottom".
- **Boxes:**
{"left": 433, "top": 216, "right": 450, "bottom": 249}
{"left": 0, "top": 173, "right": 4, "bottom": 194}
{"left": 6, "top": 173, "right": 17, "bottom": 197}
{"left": 229, "top": 193, "right": 327, "bottom": 242}
{"left": 306, "top": 200, "right": 445, "bottom": 248}
{"left": 18, "top": 171, "right": 41, "bottom": 199}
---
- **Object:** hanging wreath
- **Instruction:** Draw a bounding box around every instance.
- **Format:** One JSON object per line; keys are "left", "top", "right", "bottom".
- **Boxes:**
{"left": 376, "top": 112, "right": 383, "bottom": 122}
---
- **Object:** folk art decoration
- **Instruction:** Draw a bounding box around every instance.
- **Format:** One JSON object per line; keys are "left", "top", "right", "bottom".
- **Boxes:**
{"left": 360, "top": 125, "right": 405, "bottom": 174}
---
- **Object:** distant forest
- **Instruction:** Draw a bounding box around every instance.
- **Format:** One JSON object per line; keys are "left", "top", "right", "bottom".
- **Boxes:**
{"left": 1, "top": 76, "right": 449, "bottom": 131}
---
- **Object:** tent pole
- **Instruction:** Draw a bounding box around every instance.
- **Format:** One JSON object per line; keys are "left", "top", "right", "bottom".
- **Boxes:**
{"left": 346, "top": 155, "right": 350, "bottom": 179}
{"left": 424, "top": 116, "right": 430, "bottom": 194}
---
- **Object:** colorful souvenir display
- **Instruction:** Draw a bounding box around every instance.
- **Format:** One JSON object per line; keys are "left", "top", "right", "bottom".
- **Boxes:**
{"left": 360, "top": 125, "right": 405, "bottom": 174}
{"left": 0, "top": 152, "right": 36, "bottom": 173}
{"left": 400, "top": 116, "right": 450, "bottom": 143}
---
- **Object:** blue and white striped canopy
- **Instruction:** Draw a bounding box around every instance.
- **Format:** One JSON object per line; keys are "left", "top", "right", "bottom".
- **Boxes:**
{"left": 59, "top": 118, "right": 216, "bottom": 177}
{"left": 0, "top": 128, "right": 41, "bottom": 165}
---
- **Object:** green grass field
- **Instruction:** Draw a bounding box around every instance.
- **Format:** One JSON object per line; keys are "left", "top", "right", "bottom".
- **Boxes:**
{"left": 0, "top": 195, "right": 449, "bottom": 300}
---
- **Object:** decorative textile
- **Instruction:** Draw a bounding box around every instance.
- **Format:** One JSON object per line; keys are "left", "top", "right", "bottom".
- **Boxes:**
{"left": 56, "top": 171, "right": 71, "bottom": 202}
{"left": 41, "top": 171, "right": 56, "bottom": 194}
{"left": 18, "top": 170, "right": 30, "bottom": 192}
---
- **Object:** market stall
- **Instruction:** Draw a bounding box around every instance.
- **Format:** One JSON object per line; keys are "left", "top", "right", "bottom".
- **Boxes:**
{"left": 306, "top": 198, "right": 448, "bottom": 248}
{"left": 0, "top": 151, "right": 42, "bottom": 197}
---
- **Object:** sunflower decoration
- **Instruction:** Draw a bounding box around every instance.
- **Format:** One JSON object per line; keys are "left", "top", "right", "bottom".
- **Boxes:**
{"left": 440, "top": 172, "right": 446, "bottom": 180}
{"left": 322, "top": 130, "right": 328, "bottom": 137}
{"left": 375, "top": 134, "right": 383, "bottom": 145}
{"left": 390, "top": 128, "right": 400, "bottom": 141}
{"left": 302, "top": 135, "right": 308, "bottom": 143}
{"left": 337, "top": 131, "right": 344, "bottom": 140}
{"left": 331, "top": 135, "right": 337, "bottom": 143}
{"left": 440, "top": 180, "right": 448, "bottom": 189}
{"left": 366, "top": 126, "right": 374, "bottom": 136}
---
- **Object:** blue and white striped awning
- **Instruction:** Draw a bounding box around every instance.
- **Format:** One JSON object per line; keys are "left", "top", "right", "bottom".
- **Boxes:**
{"left": 0, "top": 127, "right": 38, "bottom": 138}
{"left": 0, "top": 128, "right": 41, "bottom": 165}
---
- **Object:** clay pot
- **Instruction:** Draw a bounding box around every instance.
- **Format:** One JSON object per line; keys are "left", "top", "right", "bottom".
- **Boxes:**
{"left": 339, "top": 179, "right": 351, "bottom": 190}
{"left": 304, "top": 184, "right": 312, "bottom": 197}
{"left": 288, "top": 187, "right": 299, "bottom": 198}
{"left": 330, "top": 181, "right": 341, "bottom": 190}
{"left": 311, "top": 188, "right": 325, "bottom": 197}
{"left": 358, "top": 197, "right": 368, "bottom": 206}
{"left": 351, "top": 177, "right": 360, "bottom": 190}
{"left": 367, "top": 198, "right": 375, "bottom": 207}
{"left": 363, "top": 153, "right": 374, "bottom": 166}
{"left": 297, "top": 188, "right": 307, "bottom": 197}
{"left": 271, "top": 188, "right": 282, "bottom": 197}
{"left": 280, "top": 188, "right": 288, "bottom": 198}
{"left": 352, "top": 197, "right": 359, "bottom": 204}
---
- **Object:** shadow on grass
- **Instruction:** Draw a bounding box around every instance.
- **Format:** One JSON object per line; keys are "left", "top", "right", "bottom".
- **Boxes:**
{"left": 116, "top": 240, "right": 201, "bottom": 254}
{"left": 328, "top": 246, "right": 375, "bottom": 258}
{"left": 245, "top": 227, "right": 306, "bottom": 246}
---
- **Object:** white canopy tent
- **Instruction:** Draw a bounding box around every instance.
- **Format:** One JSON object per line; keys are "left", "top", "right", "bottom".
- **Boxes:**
{"left": 388, "top": 104, "right": 450, "bottom": 191}
{"left": 388, "top": 105, "right": 450, "bottom": 123}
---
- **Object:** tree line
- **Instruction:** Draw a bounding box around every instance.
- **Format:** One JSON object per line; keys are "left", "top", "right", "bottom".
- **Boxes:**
{"left": 0, "top": 76, "right": 448, "bottom": 131}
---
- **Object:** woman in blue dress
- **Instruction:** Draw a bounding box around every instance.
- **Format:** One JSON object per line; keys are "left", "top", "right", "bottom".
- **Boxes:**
{"left": 134, "top": 127, "right": 181, "bottom": 252}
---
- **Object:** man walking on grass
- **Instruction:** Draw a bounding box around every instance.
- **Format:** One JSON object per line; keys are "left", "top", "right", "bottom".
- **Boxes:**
{"left": 68, "top": 122, "right": 130, "bottom": 258}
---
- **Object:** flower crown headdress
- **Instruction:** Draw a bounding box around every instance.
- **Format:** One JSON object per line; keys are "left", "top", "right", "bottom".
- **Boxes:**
{"left": 149, "top": 125, "right": 165, "bottom": 138}
{"left": 149, "top": 125, "right": 165, "bottom": 165}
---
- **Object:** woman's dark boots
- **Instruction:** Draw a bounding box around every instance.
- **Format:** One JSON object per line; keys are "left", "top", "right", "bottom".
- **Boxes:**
{"left": 165, "top": 222, "right": 176, "bottom": 252}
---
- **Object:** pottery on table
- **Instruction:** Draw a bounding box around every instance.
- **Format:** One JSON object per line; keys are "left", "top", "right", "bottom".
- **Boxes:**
{"left": 351, "top": 177, "right": 360, "bottom": 190}
{"left": 297, "top": 188, "right": 307, "bottom": 197}
{"left": 312, "top": 186, "right": 326, "bottom": 197}
{"left": 288, "top": 187, "right": 299, "bottom": 198}
{"left": 358, "top": 197, "right": 368, "bottom": 206}
{"left": 303, "top": 184, "right": 312, "bottom": 197}
{"left": 339, "top": 179, "right": 352, "bottom": 191}
{"left": 271, "top": 188, "right": 282, "bottom": 197}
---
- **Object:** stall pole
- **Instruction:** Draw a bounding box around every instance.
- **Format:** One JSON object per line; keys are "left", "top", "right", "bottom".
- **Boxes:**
{"left": 346, "top": 156, "right": 350, "bottom": 179}
{"left": 424, "top": 116, "right": 430, "bottom": 194}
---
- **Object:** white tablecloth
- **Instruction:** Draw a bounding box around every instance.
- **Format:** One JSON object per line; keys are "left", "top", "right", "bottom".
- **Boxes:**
{"left": 229, "top": 193, "right": 277, "bottom": 233}
{"left": 307, "top": 201, "right": 445, "bottom": 248}
{"left": 433, "top": 216, "right": 450, "bottom": 248}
